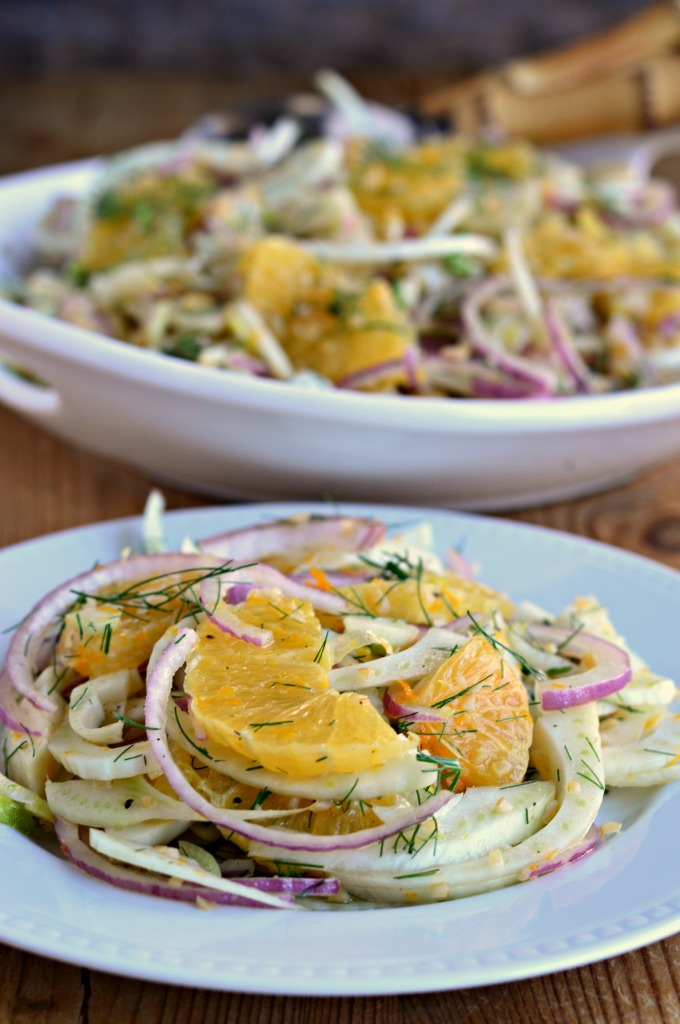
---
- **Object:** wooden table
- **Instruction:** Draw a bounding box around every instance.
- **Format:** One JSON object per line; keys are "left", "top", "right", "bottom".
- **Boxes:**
{"left": 2, "top": 73, "right": 680, "bottom": 1024}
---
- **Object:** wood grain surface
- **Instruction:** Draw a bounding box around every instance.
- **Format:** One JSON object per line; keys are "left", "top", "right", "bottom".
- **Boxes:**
{"left": 2, "top": 74, "right": 680, "bottom": 1024}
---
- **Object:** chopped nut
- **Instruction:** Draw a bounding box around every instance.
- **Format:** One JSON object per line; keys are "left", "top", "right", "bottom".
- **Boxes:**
{"left": 195, "top": 896, "right": 219, "bottom": 911}
{"left": 488, "top": 848, "right": 504, "bottom": 868}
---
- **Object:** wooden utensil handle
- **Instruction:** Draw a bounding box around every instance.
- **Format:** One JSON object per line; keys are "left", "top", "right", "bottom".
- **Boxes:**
{"left": 421, "top": 2, "right": 680, "bottom": 142}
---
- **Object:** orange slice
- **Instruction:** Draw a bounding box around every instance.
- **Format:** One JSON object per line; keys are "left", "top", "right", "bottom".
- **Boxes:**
{"left": 57, "top": 571, "right": 202, "bottom": 678}
{"left": 240, "top": 237, "right": 412, "bottom": 386}
{"left": 184, "top": 592, "right": 412, "bottom": 776}
{"left": 80, "top": 168, "right": 217, "bottom": 271}
{"left": 336, "top": 573, "right": 513, "bottom": 627}
{"left": 392, "top": 634, "right": 532, "bottom": 790}
{"left": 346, "top": 137, "right": 466, "bottom": 236}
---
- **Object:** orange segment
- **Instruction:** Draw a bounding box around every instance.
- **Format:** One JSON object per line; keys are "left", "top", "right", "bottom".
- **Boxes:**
{"left": 240, "top": 236, "right": 412, "bottom": 387}
{"left": 80, "top": 168, "right": 217, "bottom": 271}
{"left": 241, "top": 235, "right": 320, "bottom": 327}
{"left": 57, "top": 571, "right": 203, "bottom": 678}
{"left": 393, "top": 635, "right": 532, "bottom": 790}
{"left": 346, "top": 137, "right": 466, "bottom": 236}
{"left": 184, "top": 592, "right": 412, "bottom": 776}
{"left": 336, "top": 573, "right": 514, "bottom": 627}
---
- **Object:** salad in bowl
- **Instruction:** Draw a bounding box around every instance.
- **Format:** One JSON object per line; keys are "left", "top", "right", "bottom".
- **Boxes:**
{"left": 7, "top": 71, "right": 680, "bottom": 401}
{"left": 1, "top": 503, "right": 677, "bottom": 910}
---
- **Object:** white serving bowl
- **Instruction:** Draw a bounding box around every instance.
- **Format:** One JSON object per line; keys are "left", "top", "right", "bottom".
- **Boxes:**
{"left": 2, "top": 158, "right": 680, "bottom": 511}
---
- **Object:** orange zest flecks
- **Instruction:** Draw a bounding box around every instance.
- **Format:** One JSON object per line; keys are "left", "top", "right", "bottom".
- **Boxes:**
{"left": 308, "top": 567, "right": 334, "bottom": 592}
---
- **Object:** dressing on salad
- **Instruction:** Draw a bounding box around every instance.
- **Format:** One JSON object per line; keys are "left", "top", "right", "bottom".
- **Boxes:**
{"left": 0, "top": 504, "right": 678, "bottom": 910}
{"left": 8, "top": 71, "right": 680, "bottom": 399}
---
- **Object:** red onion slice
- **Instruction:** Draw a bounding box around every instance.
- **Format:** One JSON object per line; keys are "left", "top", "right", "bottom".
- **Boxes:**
{"left": 445, "top": 549, "right": 475, "bottom": 580}
{"left": 545, "top": 300, "right": 594, "bottom": 394}
{"left": 596, "top": 179, "right": 676, "bottom": 229}
{"left": 198, "top": 514, "right": 385, "bottom": 564}
{"left": 5, "top": 552, "right": 231, "bottom": 714}
{"left": 336, "top": 358, "right": 408, "bottom": 390}
{"left": 525, "top": 824, "right": 600, "bottom": 879}
{"left": 207, "top": 604, "right": 274, "bottom": 647}
{"left": 54, "top": 818, "right": 338, "bottom": 907}
{"left": 0, "top": 671, "right": 49, "bottom": 738}
{"left": 199, "top": 562, "right": 347, "bottom": 615}
{"left": 471, "top": 371, "right": 549, "bottom": 399}
{"left": 462, "top": 276, "right": 558, "bottom": 394}
{"left": 527, "top": 624, "right": 632, "bottom": 710}
{"left": 145, "top": 629, "right": 455, "bottom": 852}
{"left": 383, "top": 687, "right": 446, "bottom": 724}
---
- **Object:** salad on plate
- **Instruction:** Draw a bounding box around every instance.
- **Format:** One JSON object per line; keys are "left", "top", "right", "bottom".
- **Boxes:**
{"left": 6, "top": 72, "right": 680, "bottom": 399}
{"left": 1, "top": 503, "right": 678, "bottom": 910}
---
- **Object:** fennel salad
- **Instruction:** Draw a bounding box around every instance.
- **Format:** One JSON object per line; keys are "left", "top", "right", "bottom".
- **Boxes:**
{"left": 7, "top": 71, "right": 680, "bottom": 400}
{"left": 0, "top": 503, "right": 678, "bottom": 910}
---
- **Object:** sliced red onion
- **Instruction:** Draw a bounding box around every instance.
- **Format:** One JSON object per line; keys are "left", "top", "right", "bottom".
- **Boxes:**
{"left": 207, "top": 604, "right": 274, "bottom": 647}
{"left": 471, "top": 372, "right": 546, "bottom": 400}
{"left": 403, "top": 344, "right": 421, "bottom": 390}
{"left": 336, "top": 358, "right": 407, "bottom": 390}
{"left": 525, "top": 824, "right": 600, "bottom": 879}
{"left": 596, "top": 179, "right": 675, "bottom": 229}
{"left": 658, "top": 311, "right": 680, "bottom": 339}
{"left": 145, "top": 630, "right": 455, "bottom": 852}
{"left": 57, "top": 292, "right": 115, "bottom": 337}
{"left": 54, "top": 817, "right": 338, "bottom": 907}
{"left": 0, "top": 671, "right": 49, "bottom": 738}
{"left": 5, "top": 552, "right": 230, "bottom": 714}
{"left": 221, "top": 351, "right": 270, "bottom": 376}
{"left": 545, "top": 300, "right": 594, "bottom": 394}
{"left": 606, "top": 313, "right": 644, "bottom": 356}
{"left": 442, "top": 615, "right": 473, "bottom": 633}
{"left": 221, "top": 582, "right": 254, "bottom": 605}
{"left": 444, "top": 550, "right": 475, "bottom": 580}
{"left": 527, "top": 624, "right": 632, "bottom": 710}
{"left": 199, "top": 514, "right": 385, "bottom": 565}
{"left": 424, "top": 353, "right": 543, "bottom": 400}
{"left": 383, "top": 687, "right": 446, "bottom": 724}
{"left": 545, "top": 191, "right": 579, "bottom": 215}
{"left": 199, "top": 562, "right": 347, "bottom": 615}
{"left": 606, "top": 315, "right": 655, "bottom": 386}
{"left": 462, "top": 277, "right": 558, "bottom": 395}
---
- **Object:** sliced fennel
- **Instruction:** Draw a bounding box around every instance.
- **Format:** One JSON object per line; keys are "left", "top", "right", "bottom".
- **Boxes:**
{"left": 328, "top": 628, "right": 466, "bottom": 691}
{"left": 88, "top": 829, "right": 294, "bottom": 910}
{"left": 49, "top": 717, "right": 161, "bottom": 781}
{"left": 298, "top": 701, "right": 603, "bottom": 903}
{"left": 45, "top": 776, "right": 202, "bottom": 827}
{"left": 248, "top": 780, "right": 555, "bottom": 877}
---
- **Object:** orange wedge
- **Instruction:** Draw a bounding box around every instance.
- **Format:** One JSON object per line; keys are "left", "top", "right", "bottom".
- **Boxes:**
{"left": 336, "top": 573, "right": 514, "bottom": 627}
{"left": 392, "top": 634, "right": 532, "bottom": 789}
{"left": 57, "top": 572, "right": 203, "bottom": 678}
{"left": 184, "top": 592, "right": 412, "bottom": 776}
{"left": 240, "top": 237, "right": 412, "bottom": 386}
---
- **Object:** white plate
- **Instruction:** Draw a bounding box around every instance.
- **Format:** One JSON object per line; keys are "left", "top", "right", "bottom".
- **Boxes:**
{"left": 1, "top": 501, "right": 680, "bottom": 995}
{"left": 3, "top": 160, "right": 680, "bottom": 511}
